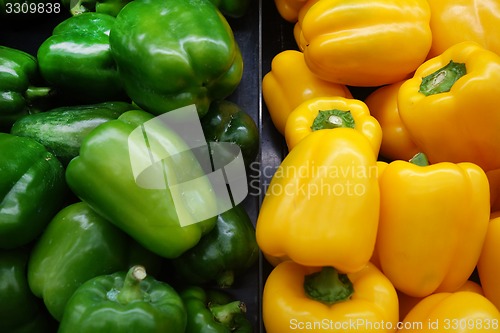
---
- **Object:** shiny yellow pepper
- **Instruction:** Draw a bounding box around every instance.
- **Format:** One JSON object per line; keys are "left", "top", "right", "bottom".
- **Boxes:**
{"left": 427, "top": 0, "right": 500, "bottom": 58}
{"left": 477, "top": 212, "right": 500, "bottom": 311}
{"left": 294, "top": 0, "right": 432, "bottom": 86}
{"left": 398, "top": 41, "right": 500, "bottom": 172}
{"left": 364, "top": 81, "right": 419, "bottom": 161}
{"left": 400, "top": 291, "right": 500, "bottom": 332}
{"left": 376, "top": 154, "right": 490, "bottom": 298}
{"left": 262, "top": 50, "right": 352, "bottom": 135}
{"left": 263, "top": 261, "right": 399, "bottom": 333}
{"left": 256, "top": 128, "right": 380, "bottom": 273}
{"left": 284, "top": 96, "right": 382, "bottom": 156}
{"left": 273, "top": 0, "right": 308, "bottom": 22}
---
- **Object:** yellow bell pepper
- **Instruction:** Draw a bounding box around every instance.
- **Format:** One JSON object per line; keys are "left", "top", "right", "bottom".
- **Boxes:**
{"left": 398, "top": 41, "right": 500, "bottom": 172}
{"left": 262, "top": 50, "right": 352, "bottom": 135}
{"left": 427, "top": 0, "right": 500, "bottom": 58}
{"left": 273, "top": 0, "right": 308, "bottom": 22}
{"left": 364, "top": 81, "right": 419, "bottom": 161}
{"left": 400, "top": 291, "right": 500, "bottom": 332}
{"left": 263, "top": 261, "right": 399, "bottom": 333}
{"left": 398, "top": 280, "right": 484, "bottom": 322}
{"left": 477, "top": 212, "right": 500, "bottom": 311}
{"left": 376, "top": 154, "right": 490, "bottom": 298}
{"left": 294, "top": 0, "right": 432, "bottom": 86}
{"left": 256, "top": 128, "right": 380, "bottom": 273}
{"left": 284, "top": 96, "right": 382, "bottom": 156}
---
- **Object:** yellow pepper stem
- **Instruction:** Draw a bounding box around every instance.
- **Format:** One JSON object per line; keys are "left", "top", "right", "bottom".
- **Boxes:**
{"left": 418, "top": 60, "right": 466, "bottom": 96}
{"left": 409, "top": 152, "right": 430, "bottom": 166}
{"left": 303, "top": 266, "right": 354, "bottom": 305}
{"left": 311, "top": 110, "right": 355, "bottom": 131}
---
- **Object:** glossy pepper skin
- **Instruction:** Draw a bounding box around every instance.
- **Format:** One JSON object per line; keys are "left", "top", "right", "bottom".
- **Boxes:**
{"left": 284, "top": 96, "right": 382, "bottom": 156}
{"left": 11, "top": 101, "right": 133, "bottom": 165}
{"left": 427, "top": 0, "right": 500, "bottom": 58}
{"left": 109, "top": 0, "right": 243, "bottom": 117}
{"left": 181, "top": 286, "right": 252, "bottom": 333}
{"left": 273, "top": 0, "right": 307, "bottom": 22}
{"left": 201, "top": 100, "right": 259, "bottom": 168}
{"left": 262, "top": 50, "right": 352, "bottom": 135}
{"left": 37, "top": 12, "right": 126, "bottom": 104}
{"left": 0, "top": 46, "right": 53, "bottom": 132}
{"left": 364, "top": 81, "right": 419, "bottom": 161}
{"left": 172, "top": 204, "right": 259, "bottom": 288}
{"left": 294, "top": 0, "right": 432, "bottom": 87}
{"left": 61, "top": 0, "right": 132, "bottom": 16}
{"left": 256, "top": 128, "right": 380, "bottom": 272}
{"left": 0, "top": 248, "right": 56, "bottom": 333}
{"left": 263, "top": 261, "right": 399, "bottom": 333}
{"left": 65, "top": 110, "right": 217, "bottom": 259}
{"left": 477, "top": 212, "right": 500, "bottom": 311}
{"left": 0, "top": 133, "right": 67, "bottom": 249}
{"left": 398, "top": 41, "right": 500, "bottom": 172}
{"left": 400, "top": 291, "right": 500, "bottom": 332}
{"left": 28, "top": 201, "right": 161, "bottom": 321}
{"left": 58, "top": 265, "right": 187, "bottom": 332}
{"left": 376, "top": 158, "right": 490, "bottom": 298}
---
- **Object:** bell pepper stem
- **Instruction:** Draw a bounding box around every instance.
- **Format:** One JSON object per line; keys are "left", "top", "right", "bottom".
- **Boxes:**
{"left": 116, "top": 265, "right": 147, "bottom": 304}
{"left": 209, "top": 300, "right": 247, "bottom": 328}
{"left": 303, "top": 266, "right": 354, "bottom": 305}
{"left": 25, "top": 86, "right": 53, "bottom": 100}
{"left": 311, "top": 110, "right": 355, "bottom": 131}
{"left": 418, "top": 60, "right": 466, "bottom": 96}
{"left": 409, "top": 152, "right": 430, "bottom": 166}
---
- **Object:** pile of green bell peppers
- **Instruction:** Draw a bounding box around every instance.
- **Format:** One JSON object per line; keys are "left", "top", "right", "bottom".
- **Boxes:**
{"left": 0, "top": 0, "right": 259, "bottom": 331}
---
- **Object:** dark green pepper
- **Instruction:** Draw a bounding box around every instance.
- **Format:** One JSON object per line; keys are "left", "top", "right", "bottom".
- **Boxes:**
{"left": 11, "top": 101, "right": 133, "bottom": 165}
{"left": 27, "top": 201, "right": 162, "bottom": 321}
{"left": 209, "top": 0, "right": 250, "bottom": 18}
{"left": 0, "top": 133, "right": 67, "bottom": 249}
{"left": 201, "top": 100, "right": 259, "bottom": 168}
{"left": 0, "top": 248, "right": 56, "bottom": 333}
{"left": 65, "top": 110, "right": 217, "bottom": 259}
{"left": 37, "top": 12, "right": 126, "bottom": 104}
{"left": 0, "top": 46, "right": 54, "bottom": 132}
{"left": 109, "top": 0, "right": 243, "bottom": 117}
{"left": 172, "top": 204, "right": 259, "bottom": 288}
{"left": 181, "top": 286, "right": 252, "bottom": 333}
{"left": 58, "top": 265, "right": 187, "bottom": 332}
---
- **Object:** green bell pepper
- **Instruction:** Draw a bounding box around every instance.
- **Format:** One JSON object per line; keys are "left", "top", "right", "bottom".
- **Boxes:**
{"left": 172, "top": 204, "right": 258, "bottom": 288}
{"left": 209, "top": 0, "right": 251, "bottom": 18}
{"left": 11, "top": 101, "right": 133, "bottom": 165}
{"left": 0, "top": 133, "right": 67, "bottom": 249}
{"left": 37, "top": 12, "right": 126, "bottom": 104}
{"left": 0, "top": 248, "right": 56, "bottom": 333}
{"left": 181, "top": 286, "right": 252, "bottom": 333}
{"left": 0, "top": 46, "right": 53, "bottom": 132}
{"left": 61, "top": 0, "right": 131, "bottom": 16}
{"left": 201, "top": 100, "right": 259, "bottom": 168}
{"left": 27, "top": 201, "right": 162, "bottom": 321}
{"left": 65, "top": 110, "right": 217, "bottom": 258}
{"left": 58, "top": 265, "right": 187, "bottom": 332}
{"left": 109, "top": 0, "right": 243, "bottom": 117}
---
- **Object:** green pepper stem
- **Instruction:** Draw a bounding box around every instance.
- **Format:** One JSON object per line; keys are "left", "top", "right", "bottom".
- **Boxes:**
{"left": 116, "top": 265, "right": 147, "bottom": 305}
{"left": 25, "top": 86, "right": 53, "bottom": 100}
{"left": 209, "top": 300, "right": 247, "bottom": 327}
{"left": 409, "top": 152, "right": 430, "bottom": 166}
{"left": 418, "top": 60, "right": 466, "bottom": 96}
{"left": 303, "top": 267, "right": 354, "bottom": 305}
{"left": 311, "top": 109, "right": 355, "bottom": 131}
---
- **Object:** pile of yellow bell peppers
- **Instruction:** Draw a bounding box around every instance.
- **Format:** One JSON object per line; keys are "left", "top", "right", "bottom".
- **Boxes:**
{"left": 259, "top": 0, "right": 500, "bottom": 331}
